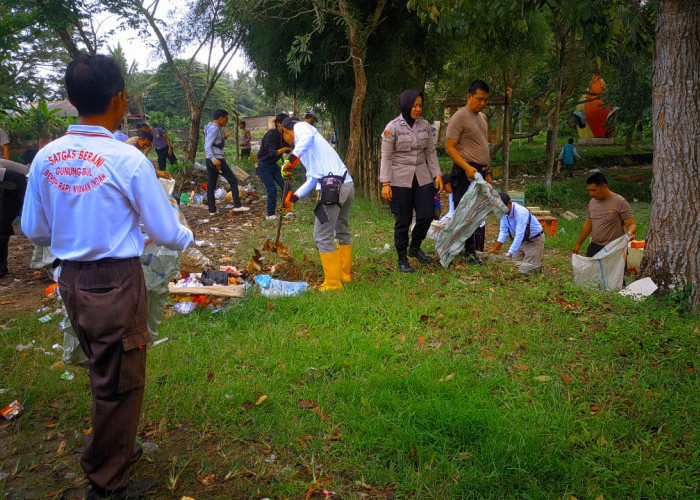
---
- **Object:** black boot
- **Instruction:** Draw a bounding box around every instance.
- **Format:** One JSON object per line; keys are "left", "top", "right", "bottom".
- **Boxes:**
{"left": 0, "top": 236, "right": 9, "bottom": 277}
{"left": 408, "top": 246, "right": 433, "bottom": 264}
{"left": 397, "top": 252, "right": 414, "bottom": 273}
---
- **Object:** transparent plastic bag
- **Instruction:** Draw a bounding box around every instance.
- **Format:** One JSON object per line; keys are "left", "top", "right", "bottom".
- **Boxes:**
{"left": 141, "top": 241, "right": 181, "bottom": 339}
{"left": 255, "top": 274, "right": 308, "bottom": 297}
{"left": 435, "top": 174, "right": 507, "bottom": 267}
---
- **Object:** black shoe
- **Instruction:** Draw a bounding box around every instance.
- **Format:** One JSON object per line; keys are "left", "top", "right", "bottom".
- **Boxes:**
{"left": 398, "top": 259, "right": 414, "bottom": 273}
{"left": 86, "top": 476, "right": 157, "bottom": 500}
{"left": 130, "top": 440, "right": 143, "bottom": 466}
{"left": 465, "top": 254, "right": 484, "bottom": 266}
{"left": 408, "top": 247, "right": 433, "bottom": 264}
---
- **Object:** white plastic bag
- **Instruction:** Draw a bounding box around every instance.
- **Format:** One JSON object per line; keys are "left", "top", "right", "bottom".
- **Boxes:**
{"left": 435, "top": 174, "right": 507, "bottom": 267}
{"left": 571, "top": 235, "right": 628, "bottom": 291}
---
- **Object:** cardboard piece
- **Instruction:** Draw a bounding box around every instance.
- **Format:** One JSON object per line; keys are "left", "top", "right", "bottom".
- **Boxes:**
{"left": 168, "top": 283, "right": 246, "bottom": 298}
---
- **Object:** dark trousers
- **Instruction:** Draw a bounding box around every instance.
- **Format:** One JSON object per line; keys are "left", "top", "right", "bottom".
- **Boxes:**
{"left": 451, "top": 164, "right": 485, "bottom": 256}
{"left": 58, "top": 257, "right": 151, "bottom": 491}
{"left": 586, "top": 242, "right": 606, "bottom": 257}
{"left": 0, "top": 171, "right": 26, "bottom": 273}
{"left": 390, "top": 177, "right": 435, "bottom": 259}
{"left": 206, "top": 158, "right": 241, "bottom": 212}
{"left": 155, "top": 147, "right": 177, "bottom": 171}
{"left": 240, "top": 148, "right": 251, "bottom": 158}
{"left": 257, "top": 162, "right": 285, "bottom": 216}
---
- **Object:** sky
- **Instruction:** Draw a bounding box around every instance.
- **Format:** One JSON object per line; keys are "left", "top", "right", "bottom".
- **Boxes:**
{"left": 95, "top": 0, "right": 249, "bottom": 76}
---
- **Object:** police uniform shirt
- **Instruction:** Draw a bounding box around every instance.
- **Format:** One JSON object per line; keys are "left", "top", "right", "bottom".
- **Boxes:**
{"left": 292, "top": 121, "right": 353, "bottom": 199}
{"left": 22, "top": 124, "right": 193, "bottom": 261}
{"left": 379, "top": 115, "right": 441, "bottom": 188}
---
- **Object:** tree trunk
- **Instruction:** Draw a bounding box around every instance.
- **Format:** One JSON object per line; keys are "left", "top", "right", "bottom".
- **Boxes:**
{"left": 639, "top": 0, "right": 700, "bottom": 310}
{"left": 501, "top": 79, "right": 511, "bottom": 192}
{"left": 343, "top": 21, "right": 366, "bottom": 179}
{"left": 544, "top": 42, "right": 565, "bottom": 192}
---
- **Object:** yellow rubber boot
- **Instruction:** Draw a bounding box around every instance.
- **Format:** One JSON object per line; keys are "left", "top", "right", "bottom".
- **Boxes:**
{"left": 318, "top": 250, "right": 343, "bottom": 291}
{"left": 337, "top": 244, "right": 352, "bottom": 283}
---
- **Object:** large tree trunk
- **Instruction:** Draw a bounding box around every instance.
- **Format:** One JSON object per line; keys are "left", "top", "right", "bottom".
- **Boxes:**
{"left": 639, "top": 0, "right": 700, "bottom": 310}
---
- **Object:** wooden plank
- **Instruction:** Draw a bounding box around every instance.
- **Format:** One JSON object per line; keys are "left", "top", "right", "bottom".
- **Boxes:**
{"left": 168, "top": 284, "right": 246, "bottom": 298}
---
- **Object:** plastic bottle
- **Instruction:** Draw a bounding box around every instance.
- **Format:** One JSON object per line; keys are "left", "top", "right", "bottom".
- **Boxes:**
{"left": 255, "top": 274, "right": 308, "bottom": 297}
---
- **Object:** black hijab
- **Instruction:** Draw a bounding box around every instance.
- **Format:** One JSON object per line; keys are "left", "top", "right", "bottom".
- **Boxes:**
{"left": 397, "top": 89, "right": 423, "bottom": 128}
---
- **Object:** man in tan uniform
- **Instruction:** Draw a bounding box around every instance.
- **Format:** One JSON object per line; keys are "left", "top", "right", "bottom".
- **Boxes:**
{"left": 445, "top": 80, "right": 492, "bottom": 264}
{"left": 573, "top": 172, "right": 637, "bottom": 257}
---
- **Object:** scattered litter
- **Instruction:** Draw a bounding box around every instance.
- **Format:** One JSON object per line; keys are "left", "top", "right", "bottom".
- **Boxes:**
{"left": 142, "top": 442, "right": 159, "bottom": 454}
{"left": 1, "top": 400, "right": 23, "bottom": 420}
{"left": 38, "top": 314, "right": 52, "bottom": 323}
{"left": 619, "top": 277, "right": 658, "bottom": 300}
{"left": 254, "top": 275, "right": 308, "bottom": 298}
{"left": 535, "top": 375, "right": 551, "bottom": 382}
{"left": 195, "top": 240, "right": 215, "bottom": 247}
{"left": 52, "top": 343, "right": 62, "bottom": 350}
{"left": 0, "top": 472, "right": 9, "bottom": 480}
{"left": 197, "top": 219, "right": 210, "bottom": 224}
{"left": 16, "top": 341, "right": 35, "bottom": 352}
{"left": 0, "top": 388, "right": 8, "bottom": 394}
{"left": 60, "top": 371, "right": 75, "bottom": 381}
{"left": 37, "top": 307, "right": 49, "bottom": 314}
{"left": 264, "top": 454, "right": 277, "bottom": 463}
{"left": 152, "top": 337, "right": 170, "bottom": 347}
{"left": 172, "top": 302, "right": 197, "bottom": 314}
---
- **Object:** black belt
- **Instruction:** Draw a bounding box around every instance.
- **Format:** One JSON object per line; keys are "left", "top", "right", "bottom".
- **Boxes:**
{"left": 61, "top": 256, "right": 139, "bottom": 267}
{"left": 526, "top": 232, "right": 543, "bottom": 241}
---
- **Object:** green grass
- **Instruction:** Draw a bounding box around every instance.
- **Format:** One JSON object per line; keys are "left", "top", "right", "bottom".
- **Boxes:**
{"left": 1, "top": 182, "right": 697, "bottom": 498}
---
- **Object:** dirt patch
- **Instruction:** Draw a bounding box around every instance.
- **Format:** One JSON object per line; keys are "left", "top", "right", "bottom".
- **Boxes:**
{"left": 0, "top": 194, "right": 314, "bottom": 320}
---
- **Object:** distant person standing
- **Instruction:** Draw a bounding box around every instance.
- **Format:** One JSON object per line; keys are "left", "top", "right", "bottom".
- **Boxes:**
{"left": 152, "top": 126, "right": 177, "bottom": 171}
{"left": 21, "top": 54, "right": 193, "bottom": 498}
{"left": 238, "top": 120, "right": 252, "bottom": 159}
{"left": 572, "top": 172, "right": 636, "bottom": 256}
{"left": 558, "top": 138, "right": 582, "bottom": 177}
{"left": 445, "top": 79, "right": 492, "bottom": 265}
{"left": 256, "top": 113, "right": 291, "bottom": 220}
{"left": 204, "top": 109, "right": 249, "bottom": 215}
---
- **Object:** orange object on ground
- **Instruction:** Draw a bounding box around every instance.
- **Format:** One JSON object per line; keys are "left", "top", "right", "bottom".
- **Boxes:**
{"left": 44, "top": 283, "right": 58, "bottom": 297}
{"left": 538, "top": 216, "right": 558, "bottom": 237}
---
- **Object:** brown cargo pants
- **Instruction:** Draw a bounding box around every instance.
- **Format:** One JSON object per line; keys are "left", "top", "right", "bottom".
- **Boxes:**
{"left": 59, "top": 257, "right": 151, "bottom": 491}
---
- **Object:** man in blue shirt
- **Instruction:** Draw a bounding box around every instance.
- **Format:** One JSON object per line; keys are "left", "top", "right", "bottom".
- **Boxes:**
{"left": 22, "top": 54, "right": 193, "bottom": 499}
{"left": 488, "top": 192, "right": 545, "bottom": 272}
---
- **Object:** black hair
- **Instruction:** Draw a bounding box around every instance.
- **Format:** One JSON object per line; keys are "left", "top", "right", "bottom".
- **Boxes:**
{"left": 468, "top": 80, "right": 490, "bottom": 95}
{"left": 138, "top": 130, "right": 153, "bottom": 141}
{"left": 281, "top": 117, "right": 300, "bottom": 130}
{"left": 65, "top": 54, "right": 125, "bottom": 117}
{"left": 568, "top": 138, "right": 574, "bottom": 144}
{"left": 499, "top": 191, "right": 511, "bottom": 205}
{"left": 586, "top": 172, "right": 608, "bottom": 186}
{"left": 213, "top": 109, "right": 228, "bottom": 120}
{"left": 239, "top": 120, "right": 246, "bottom": 127}
{"left": 274, "top": 113, "right": 289, "bottom": 125}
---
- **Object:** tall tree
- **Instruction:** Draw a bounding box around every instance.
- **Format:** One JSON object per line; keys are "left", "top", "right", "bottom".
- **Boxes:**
{"left": 639, "top": 0, "right": 700, "bottom": 309}
{"left": 115, "top": 0, "right": 243, "bottom": 161}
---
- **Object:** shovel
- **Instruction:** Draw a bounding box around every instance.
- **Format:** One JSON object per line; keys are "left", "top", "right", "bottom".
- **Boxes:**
{"left": 262, "top": 178, "right": 292, "bottom": 260}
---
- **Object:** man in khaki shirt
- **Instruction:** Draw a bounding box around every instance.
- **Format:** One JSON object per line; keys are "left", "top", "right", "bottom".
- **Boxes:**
{"left": 445, "top": 80, "right": 492, "bottom": 264}
{"left": 573, "top": 172, "right": 637, "bottom": 257}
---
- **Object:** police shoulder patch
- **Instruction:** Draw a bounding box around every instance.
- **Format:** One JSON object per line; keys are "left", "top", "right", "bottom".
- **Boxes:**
{"left": 384, "top": 129, "right": 391, "bottom": 138}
